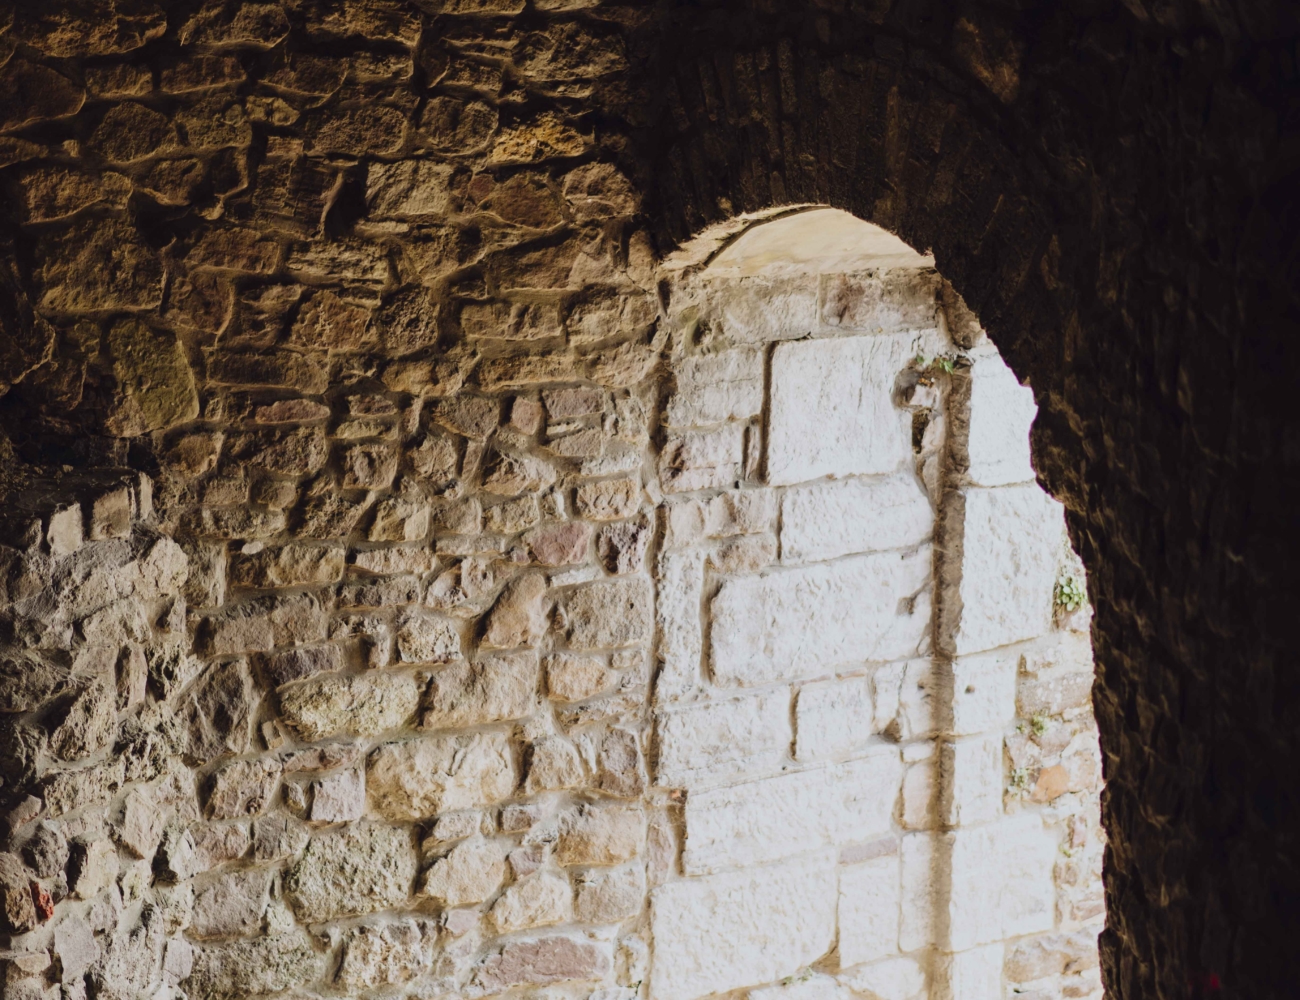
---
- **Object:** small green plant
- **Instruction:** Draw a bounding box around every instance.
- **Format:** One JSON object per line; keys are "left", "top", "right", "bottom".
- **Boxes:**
{"left": 1055, "top": 572, "right": 1086, "bottom": 612}
{"left": 1009, "top": 767, "right": 1033, "bottom": 793}
{"left": 1029, "top": 714, "right": 1050, "bottom": 737}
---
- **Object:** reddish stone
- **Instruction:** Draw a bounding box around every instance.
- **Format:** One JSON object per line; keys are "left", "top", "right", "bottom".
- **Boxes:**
{"left": 525, "top": 522, "right": 593, "bottom": 566}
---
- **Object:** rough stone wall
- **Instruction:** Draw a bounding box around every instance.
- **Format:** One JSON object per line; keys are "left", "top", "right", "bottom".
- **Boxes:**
{"left": 1, "top": 3, "right": 1296, "bottom": 1000}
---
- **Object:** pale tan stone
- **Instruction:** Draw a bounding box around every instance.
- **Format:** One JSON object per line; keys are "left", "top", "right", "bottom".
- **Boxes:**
{"left": 546, "top": 653, "right": 615, "bottom": 702}
{"left": 420, "top": 835, "right": 506, "bottom": 906}
{"left": 482, "top": 572, "right": 548, "bottom": 648}
{"left": 277, "top": 671, "right": 420, "bottom": 741}
{"left": 367, "top": 734, "right": 516, "bottom": 821}
{"left": 491, "top": 870, "right": 572, "bottom": 932}
{"left": 422, "top": 653, "right": 538, "bottom": 728}
{"left": 284, "top": 823, "right": 416, "bottom": 922}
{"left": 554, "top": 805, "right": 643, "bottom": 866}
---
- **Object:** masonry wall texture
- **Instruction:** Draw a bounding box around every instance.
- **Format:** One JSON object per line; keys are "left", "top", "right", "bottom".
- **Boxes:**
{"left": 0, "top": 2, "right": 1296, "bottom": 1000}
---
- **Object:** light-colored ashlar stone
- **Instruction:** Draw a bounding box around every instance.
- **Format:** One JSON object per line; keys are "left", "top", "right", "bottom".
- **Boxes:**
{"left": 336, "top": 918, "right": 438, "bottom": 989}
{"left": 840, "top": 955, "right": 927, "bottom": 1000}
{"left": 283, "top": 823, "right": 417, "bottom": 923}
{"left": 664, "top": 489, "right": 777, "bottom": 547}
{"left": 666, "top": 348, "right": 764, "bottom": 427}
{"left": 966, "top": 345, "right": 1037, "bottom": 487}
{"left": 953, "top": 486, "right": 1063, "bottom": 655}
{"left": 564, "top": 577, "right": 653, "bottom": 649}
{"left": 422, "top": 652, "right": 538, "bottom": 728}
{"left": 655, "top": 689, "right": 791, "bottom": 788}
{"left": 943, "top": 943, "right": 1004, "bottom": 1000}
{"left": 947, "top": 813, "right": 1057, "bottom": 950}
{"left": 712, "top": 548, "right": 931, "bottom": 686}
{"left": 944, "top": 734, "right": 1003, "bottom": 827}
{"left": 659, "top": 424, "right": 745, "bottom": 493}
{"left": 794, "top": 675, "right": 874, "bottom": 761}
{"left": 473, "top": 934, "right": 612, "bottom": 992}
{"left": 367, "top": 733, "right": 516, "bottom": 821}
{"left": 950, "top": 650, "right": 1018, "bottom": 736}
{"left": 712, "top": 274, "right": 818, "bottom": 343}
{"left": 682, "top": 749, "right": 902, "bottom": 874}
{"left": 491, "top": 870, "right": 573, "bottom": 932}
{"left": 277, "top": 671, "right": 420, "bottom": 741}
{"left": 750, "top": 972, "right": 855, "bottom": 1000}
{"left": 554, "top": 804, "right": 643, "bottom": 866}
{"left": 839, "top": 855, "right": 901, "bottom": 967}
{"left": 654, "top": 548, "right": 704, "bottom": 703}
{"left": 899, "top": 833, "right": 938, "bottom": 953}
{"left": 649, "top": 850, "right": 837, "bottom": 1000}
{"left": 767, "top": 334, "right": 913, "bottom": 486}
{"left": 820, "top": 269, "right": 939, "bottom": 332}
{"left": 780, "top": 474, "right": 932, "bottom": 565}
{"left": 191, "top": 868, "right": 271, "bottom": 938}
{"left": 420, "top": 834, "right": 507, "bottom": 906}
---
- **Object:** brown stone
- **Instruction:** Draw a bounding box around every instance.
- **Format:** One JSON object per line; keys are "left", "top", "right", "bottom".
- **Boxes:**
{"left": 314, "top": 106, "right": 407, "bottom": 156}
{"left": 434, "top": 397, "right": 499, "bottom": 439}
{"left": 0, "top": 60, "right": 85, "bottom": 131}
{"left": 16, "top": 167, "right": 130, "bottom": 222}
{"left": 0, "top": 853, "right": 39, "bottom": 934}
{"left": 230, "top": 544, "right": 346, "bottom": 588}
{"left": 38, "top": 220, "right": 163, "bottom": 314}
{"left": 419, "top": 97, "right": 498, "bottom": 152}
{"left": 482, "top": 573, "right": 548, "bottom": 648}
{"left": 342, "top": 442, "right": 399, "bottom": 489}
{"left": 290, "top": 291, "right": 375, "bottom": 352}
{"left": 92, "top": 102, "right": 173, "bottom": 161}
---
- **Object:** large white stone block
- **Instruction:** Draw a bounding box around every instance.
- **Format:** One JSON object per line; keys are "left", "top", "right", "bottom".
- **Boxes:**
{"left": 682, "top": 748, "right": 901, "bottom": 873}
{"left": 794, "top": 675, "right": 874, "bottom": 761}
{"left": 649, "top": 851, "right": 837, "bottom": 1000}
{"left": 780, "top": 474, "right": 932, "bottom": 565}
{"left": 948, "top": 814, "right": 1057, "bottom": 950}
{"left": 655, "top": 548, "right": 705, "bottom": 704}
{"left": 750, "top": 972, "right": 855, "bottom": 1000}
{"left": 841, "top": 956, "right": 927, "bottom": 1000}
{"left": 713, "top": 275, "right": 819, "bottom": 344}
{"left": 712, "top": 549, "right": 931, "bottom": 686}
{"left": 944, "top": 734, "right": 1003, "bottom": 827}
{"left": 898, "top": 833, "right": 937, "bottom": 954}
{"left": 950, "top": 650, "right": 1018, "bottom": 736}
{"left": 954, "top": 486, "right": 1063, "bottom": 655}
{"left": 966, "top": 346, "right": 1037, "bottom": 487}
{"left": 767, "top": 334, "right": 914, "bottom": 486}
{"left": 838, "top": 854, "right": 901, "bottom": 967}
{"left": 655, "top": 690, "right": 791, "bottom": 789}
{"left": 943, "top": 943, "right": 1004, "bottom": 1000}
{"left": 667, "top": 349, "right": 764, "bottom": 428}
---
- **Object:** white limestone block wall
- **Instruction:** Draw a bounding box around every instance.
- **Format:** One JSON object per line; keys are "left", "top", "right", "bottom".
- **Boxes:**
{"left": 647, "top": 210, "right": 1103, "bottom": 1000}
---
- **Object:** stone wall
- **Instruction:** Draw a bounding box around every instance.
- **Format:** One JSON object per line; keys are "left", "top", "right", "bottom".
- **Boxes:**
{"left": 0, "top": 179, "right": 1101, "bottom": 1000}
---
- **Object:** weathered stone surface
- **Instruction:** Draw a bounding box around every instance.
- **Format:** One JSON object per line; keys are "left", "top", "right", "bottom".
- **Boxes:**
{"left": 525, "top": 733, "right": 586, "bottom": 792}
{"left": 491, "top": 870, "right": 573, "bottom": 932}
{"left": 839, "top": 855, "right": 901, "bottom": 967}
{"left": 309, "top": 768, "right": 365, "bottom": 824}
{"left": 655, "top": 689, "right": 791, "bottom": 787}
{"left": 185, "top": 928, "right": 321, "bottom": 999}
{"left": 49, "top": 676, "right": 117, "bottom": 760}
{"left": 0, "top": 853, "right": 38, "bottom": 933}
{"left": 396, "top": 611, "right": 462, "bottom": 663}
{"left": 841, "top": 956, "right": 927, "bottom": 1000}
{"left": 101, "top": 318, "right": 199, "bottom": 437}
{"left": 554, "top": 805, "right": 643, "bottom": 866}
{"left": 712, "top": 549, "right": 930, "bottom": 685}
{"left": 682, "top": 750, "right": 901, "bottom": 873}
{"left": 966, "top": 345, "right": 1037, "bottom": 487}
{"left": 564, "top": 578, "right": 653, "bottom": 649}
{"left": 473, "top": 935, "right": 611, "bottom": 992}
{"left": 482, "top": 452, "right": 557, "bottom": 496}
{"left": 947, "top": 814, "right": 1057, "bottom": 950}
{"left": 256, "top": 644, "right": 342, "bottom": 689}
{"left": 482, "top": 573, "right": 548, "bottom": 648}
{"left": 284, "top": 823, "right": 416, "bottom": 922}
{"left": 667, "top": 348, "right": 764, "bottom": 428}
{"left": 951, "top": 650, "right": 1018, "bottom": 736}
{"left": 650, "top": 851, "right": 837, "bottom": 1000}
{"left": 277, "top": 671, "right": 420, "bottom": 741}
{"left": 664, "top": 490, "right": 776, "bottom": 548}
{"left": 208, "top": 758, "right": 281, "bottom": 820}
{"left": 659, "top": 425, "right": 745, "bottom": 493}
{"left": 794, "top": 675, "right": 875, "bottom": 761}
{"left": 598, "top": 518, "right": 651, "bottom": 574}
{"left": 953, "top": 487, "right": 1062, "bottom": 655}
{"left": 767, "top": 335, "right": 913, "bottom": 486}
{"left": 420, "top": 834, "right": 506, "bottom": 905}
{"left": 230, "top": 543, "right": 345, "bottom": 588}
{"left": 575, "top": 477, "right": 641, "bottom": 520}
{"left": 422, "top": 653, "right": 538, "bottom": 728}
{"left": 525, "top": 521, "right": 592, "bottom": 565}
{"left": 69, "top": 837, "right": 118, "bottom": 898}
{"left": 546, "top": 653, "right": 615, "bottom": 702}
{"left": 185, "top": 660, "right": 256, "bottom": 764}
{"left": 337, "top": 918, "right": 438, "bottom": 989}
{"left": 116, "top": 787, "right": 166, "bottom": 859}
{"left": 574, "top": 863, "right": 645, "bottom": 924}
{"left": 367, "top": 734, "right": 516, "bottom": 821}
{"left": 781, "top": 474, "right": 932, "bottom": 564}
{"left": 191, "top": 868, "right": 271, "bottom": 938}
{"left": 191, "top": 823, "right": 252, "bottom": 871}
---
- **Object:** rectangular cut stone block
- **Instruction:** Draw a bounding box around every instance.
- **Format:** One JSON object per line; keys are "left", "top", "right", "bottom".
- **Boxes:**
{"left": 944, "top": 734, "right": 1003, "bottom": 827}
{"left": 819, "top": 270, "right": 939, "bottom": 332}
{"left": 681, "top": 748, "right": 901, "bottom": 873}
{"left": 950, "top": 651, "right": 1018, "bottom": 736}
{"left": 966, "top": 345, "right": 1037, "bottom": 487}
{"left": 948, "top": 814, "right": 1057, "bottom": 949}
{"left": 899, "top": 833, "right": 937, "bottom": 953}
{"left": 655, "top": 689, "right": 791, "bottom": 789}
{"left": 666, "top": 348, "right": 764, "bottom": 427}
{"left": 712, "top": 549, "right": 931, "bottom": 686}
{"left": 839, "top": 854, "right": 901, "bottom": 967}
{"left": 794, "top": 675, "right": 874, "bottom": 761}
{"left": 655, "top": 549, "right": 704, "bottom": 704}
{"left": 660, "top": 425, "right": 745, "bottom": 493}
{"left": 649, "top": 851, "right": 837, "bottom": 1000}
{"left": 767, "top": 334, "right": 913, "bottom": 487}
{"left": 780, "top": 474, "right": 932, "bottom": 565}
{"left": 944, "top": 943, "right": 1004, "bottom": 1000}
{"left": 664, "top": 489, "right": 777, "bottom": 548}
{"left": 713, "top": 274, "right": 819, "bottom": 343}
{"left": 954, "top": 487, "right": 1063, "bottom": 655}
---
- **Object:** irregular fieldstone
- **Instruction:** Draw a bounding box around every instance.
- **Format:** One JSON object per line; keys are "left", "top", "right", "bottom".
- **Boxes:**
{"left": 256, "top": 644, "right": 342, "bottom": 689}
{"left": 367, "top": 734, "right": 516, "bottom": 821}
{"left": 554, "top": 805, "right": 643, "bottom": 866}
{"left": 38, "top": 220, "right": 163, "bottom": 314}
{"left": 482, "top": 452, "right": 557, "bottom": 496}
{"left": 309, "top": 768, "right": 365, "bottom": 823}
{"left": 525, "top": 734, "right": 586, "bottom": 793}
{"left": 184, "top": 660, "right": 256, "bottom": 764}
{"left": 23, "top": 822, "right": 69, "bottom": 880}
{"left": 396, "top": 611, "right": 461, "bottom": 663}
{"left": 102, "top": 318, "right": 200, "bottom": 437}
{"left": 0, "top": 655, "right": 71, "bottom": 713}
{"left": 191, "top": 868, "right": 271, "bottom": 938}
{"left": 491, "top": 870, "right": 573, "bottom": 933}
{"left": 525, "top": 522, "right": 593, "bottom": 566}
{"left": 576, "top": 478, "right": 641, "bottom": 520}
{"left": 564, "top": 578, "right": 653, "bottom": 649}
{"left": 207, "top": 758, "right": 281, "bottom": 820}
{"left": 230, "top": 543, "right": 345, "bottom": 588}
{"left": 252, "top": 816, "right": 310, "bottom": 863}
{"left": 0, "top": 60, "right": 85, "bottom": 131}
{"left": 185, "top": 927, "right": 321, "bottom": 1000}
{"left": 336, "top": 918, "right": 438, "bottom": 989}
{"left": 116, "top": 788, "right": 166, "bottom": 859}
{"left": 49, "top": 676, "right": 117, "bottom": 761}
{"left": 546, "top": 653, "right": 614, "bottom": 702}
{"left": 0, "top": 853, "right": 39, "bottom": 933}
{"left": 420, "top": 835, "right": 506, "bottom": 906}
{"left": 473, "top": 935, "right": 611, "bottom": 992}
{"left": 596, "top": 728, "right": 645, "bottom": 798}
{"left": 598, "top": 519, "right": 651, "bottom": 575}
{"left": 69, "top": 838, "right": 118, "bottom": 899}
{"left": 277, "top": 671, "right": 420, "bottom": 741}
{"left": 482, "top": 573, "right": 548, "bottom": 648}
{"left": 283, "top": 823, "right": 416, "bottom": 922}
{"left": 422, "top": 653, "right": 538, "bottom": 728}
{"left": 574, "top": 863, "right": 645, "bottom": 924}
